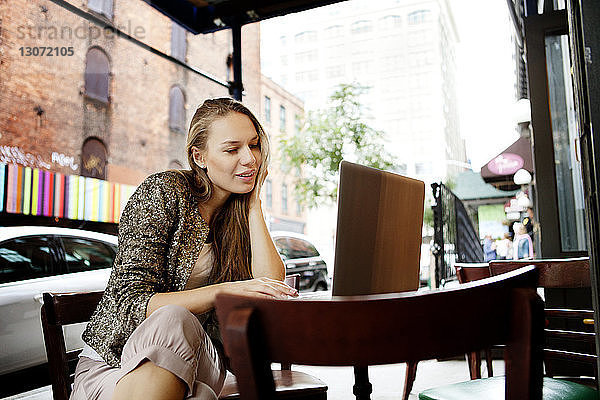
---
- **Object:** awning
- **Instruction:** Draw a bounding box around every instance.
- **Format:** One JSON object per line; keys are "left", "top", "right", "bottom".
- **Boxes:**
{"left": 480, "top": 137, "right": 533, "bottom": 191}
{"left": 143, "top": 0, "right": 346, "bottom": 34}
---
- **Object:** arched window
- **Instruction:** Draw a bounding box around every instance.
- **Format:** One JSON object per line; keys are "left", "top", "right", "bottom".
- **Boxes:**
{"left": 84, "top": 48, "right": 110, "bottom": 103}
{"left": 408, "top": 10, "right": 430, "bottom": 25}
{"left": 81, "top": 137, "right": 107, "bottom": 179}
{"left": 169, "top": 86, "right": 186, "bottom": 134}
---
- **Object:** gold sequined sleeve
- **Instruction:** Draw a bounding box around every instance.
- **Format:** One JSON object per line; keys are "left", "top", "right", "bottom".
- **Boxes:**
{"left": 111, "top": 172, "right": 179, "bottom": 330}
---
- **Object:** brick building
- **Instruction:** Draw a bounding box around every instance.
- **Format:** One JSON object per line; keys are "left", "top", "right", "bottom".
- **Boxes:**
{"left": 0, "top": 0, "right": 264, "bottom": 230}
{"left": 260, "top": 75, "right": 306, "bottom": 233}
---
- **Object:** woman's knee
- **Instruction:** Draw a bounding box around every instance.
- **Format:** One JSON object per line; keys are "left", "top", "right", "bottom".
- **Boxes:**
{"left": 122, "top": 305, "right": 206, "bottom": 362}
{"left": 151, "top": 304, "right": 197, "bottom": 324}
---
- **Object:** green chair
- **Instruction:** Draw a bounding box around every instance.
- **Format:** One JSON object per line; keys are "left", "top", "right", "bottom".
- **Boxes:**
{"left": 420, "top": 376, "right": 598, "bottom": 400}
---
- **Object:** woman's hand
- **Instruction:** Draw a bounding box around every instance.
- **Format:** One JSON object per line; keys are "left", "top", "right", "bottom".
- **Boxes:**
{"left": 249, "top": 168, "right": 268, "bottom": 211}
{"left": 220, "top": 277, "right": 298, "bottom": 299}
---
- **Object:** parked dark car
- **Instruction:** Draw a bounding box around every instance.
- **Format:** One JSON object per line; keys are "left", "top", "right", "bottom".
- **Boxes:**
{"left": 271, "top": 231, "right": 330, "bottom": 292}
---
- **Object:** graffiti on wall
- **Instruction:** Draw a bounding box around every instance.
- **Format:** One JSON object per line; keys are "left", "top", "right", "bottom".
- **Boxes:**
{"left": 0, "top": 146, "right": 80, "bottom": 172}
{"left": 52, "top": 152, "right": 79, "bottom": 171}
{"left": 0, "top": 145, "right": 51, "bottom": 169}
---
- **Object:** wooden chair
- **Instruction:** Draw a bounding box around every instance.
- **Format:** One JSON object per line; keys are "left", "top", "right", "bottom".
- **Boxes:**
{"left": 405, "top": 262, "right": 494, "bottom": 396}
{"left": 215, "top": 266, "right": 545, "bottom": 400}
{"left": 455, "top": 262, "right": 494, "bottom": 380}
{"left": 489, "top": 257, "right": 598, "bottom": 386}
{"left": 40, "top": 275, "right": 326, "bottom": 400}
{"left": 41, "top": 291, "right": 103, "bottom": 400}
{"left": 419, "top": 259, "right": 599, "bottom": 400}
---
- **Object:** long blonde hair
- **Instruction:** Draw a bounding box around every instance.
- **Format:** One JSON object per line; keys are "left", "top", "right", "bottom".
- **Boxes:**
{"left": 178, "top": 98, "right": 269, "bottom": 283}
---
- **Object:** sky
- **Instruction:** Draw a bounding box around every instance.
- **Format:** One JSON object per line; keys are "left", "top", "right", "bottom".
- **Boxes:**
{"left": 451, "top": 0, "right": 521, "bottom": 170}
{"left": 261, "top": 0, "right": 522, "bottom": 173}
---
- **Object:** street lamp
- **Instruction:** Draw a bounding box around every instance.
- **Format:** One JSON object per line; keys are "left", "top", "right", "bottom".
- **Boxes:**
{"left": 514, "top": 168, "right": 532, "bottom": 209}
{"left": 513, "top": 168, "right": 532, "bottom": 185}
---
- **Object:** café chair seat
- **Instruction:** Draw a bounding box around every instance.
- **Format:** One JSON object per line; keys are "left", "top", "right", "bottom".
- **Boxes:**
{"left": 419, "top": 376, "right": 599, "bottom": 400}
{"left": 219, "top": 371, "right": 327, "bottom": 399}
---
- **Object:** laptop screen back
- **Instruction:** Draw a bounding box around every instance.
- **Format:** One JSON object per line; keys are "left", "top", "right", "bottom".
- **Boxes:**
{"left": 332, "top": 161, "right": 425, "bottom": 296}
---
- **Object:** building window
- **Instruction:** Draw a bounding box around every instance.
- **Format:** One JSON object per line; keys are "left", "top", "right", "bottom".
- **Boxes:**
{"left": 325, "top": 65, "right": 345, "bottom": 79}
{"left": 281, "top": 183, "right": 288, "bottom": 214}
{"left": 381, "top": 15, "right": 402, "bottom": 29}
{"left": 81, "top": 137, "right": 107, "bottom": 179}
{"left": 294, "top": 114, "right": 302, "bottom": 135}
{"left": 264, "top": 96, "right": 271, "bottom": 124}
{"left": 324, "top": 25, "right": 344, "bottom": 38}
{"left": 280, "top": 105, "right": 286, "bottom": 132}
{"left": 408, "top": 10, "right": 430, "bottom": 25}
{"left": 266, "top": 179, "right": 272, "bottom": 209}
{"left": 84, "top": 47, "right": 110, "bottom": 103}
{"left": 295, "top": 31, "right": 317, "bottom": 44}
{"left": 171, "top": 22, "right": 187, "bottom": 62}
{"left": 88, "top": 0, "right": 113, "bottom": 19}
{"left": 169, "top": 86, "right": 186, "bottom": 134}
{"left": 296, "top": 197, "right": 302, "bottom": 216}
{"left": 414, "top": 162, "right": 433, "bottom": 175}
{"left": 350, "top": 20, "right": 373, "bottom": 34}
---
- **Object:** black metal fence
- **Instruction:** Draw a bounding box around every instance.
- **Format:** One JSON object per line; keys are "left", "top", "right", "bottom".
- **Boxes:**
{"left": 431, "top": 183, "right": 484, "bottom": 287}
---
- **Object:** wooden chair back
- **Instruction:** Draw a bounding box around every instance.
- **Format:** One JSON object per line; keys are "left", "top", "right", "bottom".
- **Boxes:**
{"left": 40, "top": 274, "right": 306, "bottom": 400}
{"left": 454, "top": 262, "right": 494, "bottom": 379}
{"left": 455, "top": 262, "right": 491, "bottom": 284}
{"left": 216, "top": 266, "right": 545, "bottom": 400}
{"left": 489, "top": 257, "right": 597, "bottom": 383}
{"left": 41, "top": 291, "right": 104, "bottom": 400}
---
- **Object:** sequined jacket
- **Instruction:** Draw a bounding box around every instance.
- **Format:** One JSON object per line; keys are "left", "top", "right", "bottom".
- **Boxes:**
{"left": 82, "top": 170, "right": 214, "bottom": 368}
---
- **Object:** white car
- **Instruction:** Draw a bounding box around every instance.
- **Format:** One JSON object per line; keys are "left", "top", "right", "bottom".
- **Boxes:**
{"left": 0, "top": 226, "right": 117, "bottom": 385}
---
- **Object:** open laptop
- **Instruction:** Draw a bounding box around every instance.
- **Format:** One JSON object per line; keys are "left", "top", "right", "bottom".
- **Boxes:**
{"left": 299, "top": 161, "right": 425, "bottom": 299}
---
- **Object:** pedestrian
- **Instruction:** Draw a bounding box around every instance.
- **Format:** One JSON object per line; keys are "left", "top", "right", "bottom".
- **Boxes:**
{"left": 513, "top": 222, "right": 533, "bottom": 260}
{"left": 522, "top": 207, "right": 535, "bottom": 241}
{"left": 495, "top": 232, "right": 513, "bottom": 260}
{"left": 483, "top": 234, "right": 497, "bottom": 262}
{"left": 70, "top": 98, "right": 298, "bottom": 400}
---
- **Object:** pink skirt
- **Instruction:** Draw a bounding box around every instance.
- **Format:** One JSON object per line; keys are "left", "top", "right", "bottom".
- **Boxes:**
{"left": 70, "top": 305, "right": 227, "bottom": 400}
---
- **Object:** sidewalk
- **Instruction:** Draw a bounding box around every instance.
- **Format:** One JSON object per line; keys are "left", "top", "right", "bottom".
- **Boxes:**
{"left": 3, "top": 358, "right": 503, "bottom": 400}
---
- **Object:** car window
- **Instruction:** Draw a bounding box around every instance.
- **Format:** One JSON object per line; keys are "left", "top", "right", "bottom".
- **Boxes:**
{"left": 0, "top": 236, "right": 58, "bottom": 284}
{"left": 274, "top": 238, "right": 291, "bottom": 259}
{"left": 285, "top": 238, "right": 320, "bottom": 259}
{"left": 61, "top": 237, "right": 116, "bottom": 273}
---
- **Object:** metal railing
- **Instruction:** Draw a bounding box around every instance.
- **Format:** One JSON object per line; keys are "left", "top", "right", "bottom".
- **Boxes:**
{"left": 431, "top": 183, "right": 484, "bottom": 287}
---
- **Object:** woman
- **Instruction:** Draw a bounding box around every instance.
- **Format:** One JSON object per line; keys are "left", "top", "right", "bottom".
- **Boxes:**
{"left": 70, "top": 98, "right": 298, "bottom": 400}
{"left": 513, "top": 222, "right": 533, "bottom": 260}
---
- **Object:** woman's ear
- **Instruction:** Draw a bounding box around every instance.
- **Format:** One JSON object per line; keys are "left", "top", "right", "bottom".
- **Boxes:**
{"left": 191, "top": 147, "right": 206, "bottom": 169}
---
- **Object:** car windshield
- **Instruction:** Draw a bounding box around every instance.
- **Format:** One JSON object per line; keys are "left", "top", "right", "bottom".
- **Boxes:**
{"left": 275, "top": 237, "right": 320, "bottom": 259}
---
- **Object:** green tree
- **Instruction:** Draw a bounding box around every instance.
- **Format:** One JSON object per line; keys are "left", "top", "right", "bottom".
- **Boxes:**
{"left": 279, "top": 84, "right": 395, "bottom": 208}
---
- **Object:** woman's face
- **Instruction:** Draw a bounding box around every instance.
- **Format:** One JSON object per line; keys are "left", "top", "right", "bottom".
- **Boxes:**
{"left": 195, "top": 112, "right": 262, "bottom": 198}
